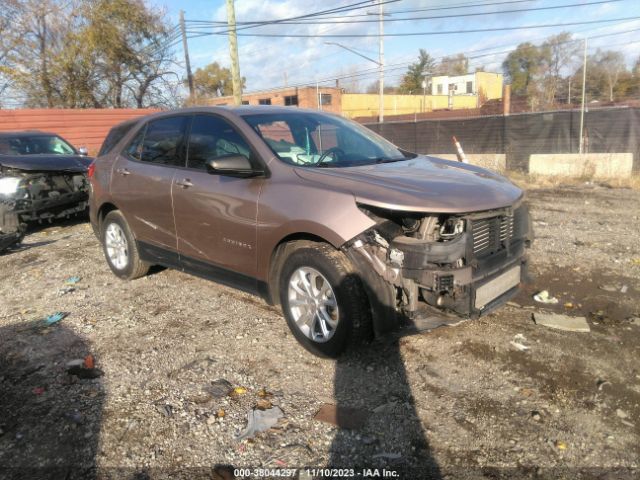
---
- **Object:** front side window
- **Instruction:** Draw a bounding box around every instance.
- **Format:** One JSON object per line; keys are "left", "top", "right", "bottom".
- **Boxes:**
{"left": 134, "top": 116, "right": 189, "bottom": 167}
{"left": 186, "top": 115, "right": 252, "bottom": 171}
{"left": 243, "top": 112, "right": 415, "bottom": 168}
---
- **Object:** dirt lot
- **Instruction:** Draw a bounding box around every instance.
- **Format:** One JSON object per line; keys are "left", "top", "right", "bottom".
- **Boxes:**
{"left": 1, "top": 183, "right": 639, "bottom": 480}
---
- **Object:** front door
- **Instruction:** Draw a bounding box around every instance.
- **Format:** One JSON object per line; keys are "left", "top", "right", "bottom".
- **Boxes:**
{"left": 172, "top": 114, "right": 263, "bottom": 280}
{"left": 110, "top": 115, "right": 189, "bottom": 253}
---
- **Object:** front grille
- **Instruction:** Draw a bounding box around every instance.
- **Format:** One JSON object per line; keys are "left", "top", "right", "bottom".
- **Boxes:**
{"left": 472, "top": 214, "right": 514, "bottom": 256}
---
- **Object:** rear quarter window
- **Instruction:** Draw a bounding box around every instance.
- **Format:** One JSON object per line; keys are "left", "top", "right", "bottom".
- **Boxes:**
{"left": 99, "top": 123, "right": 135, "bottom": 156}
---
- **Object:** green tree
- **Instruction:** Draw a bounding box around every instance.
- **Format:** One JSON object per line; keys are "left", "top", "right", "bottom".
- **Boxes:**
{"left": 436, "top": 54, "right": 469, "bottom": 76}
{"left": 399, "top": 49, "right": 435, "bottom": 94}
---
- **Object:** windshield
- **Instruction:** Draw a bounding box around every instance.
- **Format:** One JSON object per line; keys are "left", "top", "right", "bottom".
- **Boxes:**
{"left": 242, "top": 112, "right": 415, "bottom": 167}
{"left": 0, "top": 135, "right": 77, "bottom": 156}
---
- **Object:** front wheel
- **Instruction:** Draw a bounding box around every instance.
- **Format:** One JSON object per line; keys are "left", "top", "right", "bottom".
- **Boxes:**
{"left": 278, "top": 242, "right": 370, "bottom": 357}
{"left": 101, "top": 210, "right": 150, "bottom": 280}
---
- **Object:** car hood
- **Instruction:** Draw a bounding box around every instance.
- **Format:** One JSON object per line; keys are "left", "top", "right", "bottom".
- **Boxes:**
{"left": 0, "top": 155, "right": 93, "bottom": 173}
{"left": 294, "top": 155, "right": 523, "bottom": 213}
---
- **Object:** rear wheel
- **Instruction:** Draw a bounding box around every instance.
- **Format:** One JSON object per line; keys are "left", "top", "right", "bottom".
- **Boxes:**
{"left": 279, "top": 242, "right": 370, "bottom": 357}
{"left": 101, "top": 210, "right": 149, "bottom": 280}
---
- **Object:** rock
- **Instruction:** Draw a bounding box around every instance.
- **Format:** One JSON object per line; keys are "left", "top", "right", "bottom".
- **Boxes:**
{"left": 206, "top": 379, "right": 233, "bottom": 398}
{"left": 599, "top": 285, "right": 617, "bottom": 292}
{"left": 533, "top": 313, "right": 590, "bottom": 333}
{"left": 531, "top": 411, "right": 542, "bottom": 422}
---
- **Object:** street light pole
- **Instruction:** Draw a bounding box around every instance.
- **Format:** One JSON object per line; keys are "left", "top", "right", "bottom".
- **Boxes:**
{"left": 378, "top": 0, "right": 384, "bottom": 123}
{"left": 579, "top": 38, "right": 587, "bottom": 154}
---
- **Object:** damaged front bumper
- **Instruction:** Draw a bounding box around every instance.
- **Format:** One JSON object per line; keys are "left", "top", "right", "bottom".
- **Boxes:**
{"left": 0, "top": 169, "right": 89, "bottom": 252}
{"left": 345, "top": 201, "right": 533, "bottom": 332}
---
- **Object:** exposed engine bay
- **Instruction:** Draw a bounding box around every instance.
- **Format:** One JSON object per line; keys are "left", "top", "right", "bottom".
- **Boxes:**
{"left": 0, "top": 168, "right": 89, "bottom": 252}
{"left": 345, "top": 201, "right": 534, "bottom": 326}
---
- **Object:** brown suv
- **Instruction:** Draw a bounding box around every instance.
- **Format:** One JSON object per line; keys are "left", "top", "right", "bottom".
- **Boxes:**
{"left": 89, "top": 107, "right": 532, "bottom": 356}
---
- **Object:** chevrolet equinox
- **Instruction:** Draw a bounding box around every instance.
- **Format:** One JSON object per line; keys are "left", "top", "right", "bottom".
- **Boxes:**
{"left": 89, "top": 107, "right": 532, "bottom": 357}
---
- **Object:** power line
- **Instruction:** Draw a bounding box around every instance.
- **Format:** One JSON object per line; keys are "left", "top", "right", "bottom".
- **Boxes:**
{"left": 185, "top": 0, "right": 624, "bottom": 28}
{"left": 185, "top": 0, "right": 537, "bottom": 25}
{"left": 220, "top": 16, "right": 640, "bottom": 38}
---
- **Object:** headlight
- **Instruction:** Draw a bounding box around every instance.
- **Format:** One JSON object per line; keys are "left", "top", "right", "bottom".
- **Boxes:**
{"left": 0, "top": 177, "right": 22, "bottom": 196}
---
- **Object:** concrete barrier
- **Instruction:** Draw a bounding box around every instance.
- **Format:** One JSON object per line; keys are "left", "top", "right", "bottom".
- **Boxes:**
{"left": 529, "top": 153, "right": 633, "bottom": 179}
{"left": 426, "top": 153, "right": 506, "bottom": 172}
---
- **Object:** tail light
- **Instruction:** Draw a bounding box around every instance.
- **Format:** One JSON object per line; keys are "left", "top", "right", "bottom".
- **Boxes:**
{"left": 87, "top": 162, "right": 96, "bottom": 179}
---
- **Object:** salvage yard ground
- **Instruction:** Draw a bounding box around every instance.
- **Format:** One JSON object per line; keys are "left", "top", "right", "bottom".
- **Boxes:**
{"left": 0, "top": 183, "right": 639, "bottom": 479}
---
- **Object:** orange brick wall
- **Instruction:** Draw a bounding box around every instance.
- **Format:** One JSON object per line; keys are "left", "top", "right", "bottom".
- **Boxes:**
{"left": 0, "top": 109, "right": 160, "bottom": 156}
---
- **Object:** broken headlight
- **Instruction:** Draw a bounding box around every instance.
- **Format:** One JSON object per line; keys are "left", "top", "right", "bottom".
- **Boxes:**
{"left": 439, "top": 217, "right": 465, "bottom": 240}
{"left": 0, "top": 177, "right": 21, "bottom": 196}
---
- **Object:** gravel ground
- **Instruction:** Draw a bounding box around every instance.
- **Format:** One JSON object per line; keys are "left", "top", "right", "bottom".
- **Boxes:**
{"left": 0, "top": 184, "right": 638, "bottom": 480}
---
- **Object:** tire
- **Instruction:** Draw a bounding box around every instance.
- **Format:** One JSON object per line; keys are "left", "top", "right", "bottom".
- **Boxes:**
{"left": 101, "top": 210, "right": 150, "bottom": 280}
{"left": 278, "top": 242, "right": 370, "bottom": 357}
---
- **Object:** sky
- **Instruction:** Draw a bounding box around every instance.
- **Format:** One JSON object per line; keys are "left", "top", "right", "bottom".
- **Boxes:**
{"left": 150, "top": 0, "right": 640, "bottom": 94}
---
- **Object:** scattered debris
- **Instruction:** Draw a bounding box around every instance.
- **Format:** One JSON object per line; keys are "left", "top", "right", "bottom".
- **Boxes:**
{"left": 65, "top": 276, "right": 81, "bottom": 285}
{"left": 207, "top": 379, "right": 233, "bottom": 398}
{"left": 555, "top": 440, "right": 567, "bottom": 450}
{"left": 510, "top": 334, "right": 530, "bottom": 351}
{"left": 57, "top": 286, "right": 75, "bottom": 296}
{"left": 597, "top": 379, "right": 611, "bottom": 391}
{"left": 599, "top": 285, "right": 618, "bottom": 292}
{"left": 314, "top": 403, "right": 369, "bottom": 429}
{"left": 531, "top": 411, "right": 542, "bottom": 422}
{"left": 156, "top": 404, "right": 173, "bottom": 418}
{"left": 533, "top": 313, "right": 590, "bottom": 333}
{"left": 616, "top": 409, "right": 629, "bottom": 419}
{"left": 506, "top": 301, "right": 521, "bottom": 308}
{"left": 628, "top": 317, "right": 640, "bottom": 326}
{"left": 216, "top": 408, "right": 226, "bottom": 418}
{"left": 67, "top": 357, "right": 104, "bottom": 379}
{"left": 235, "top": 406, "right": 284, "bottom": 441}
{"left": 44, "top": 312, "right": 67, "bottom": 325}
{"left": 620, "top": 285, "right": 628, "bottom": 294}
{"left": 257, "top": 387, "right": 273, "bottom": 398}
{"left": 256, "top": 399, "right": 272, "bottom": 410}
{"left": 563, "top": 302, "right": 574, "bottom": 309}
{"left": 84, "top": 354, "right": 95, "bottom": 369}
{"left": 32, "top": 387, "right": 45, "bottom": 395}
{"left": 231, "top": 386, "right": 247, "bottom": 396}
{"left": 533, "top": 290, "right": 559, "bottom": 304}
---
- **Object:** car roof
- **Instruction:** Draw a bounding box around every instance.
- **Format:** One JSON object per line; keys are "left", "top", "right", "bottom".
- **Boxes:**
{"left": 108, "top": 105, "right": 336, "bottom": 131}
{"left": 0, "top": 130, "right": 57, "bottom": 138}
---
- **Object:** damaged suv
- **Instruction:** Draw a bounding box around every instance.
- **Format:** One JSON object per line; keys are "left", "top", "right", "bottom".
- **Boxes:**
{"left": 90, "top": 107, "right": 532, "bottom": 356}
{"left": 0, "top": 132, "right": 92, "bottom": 252}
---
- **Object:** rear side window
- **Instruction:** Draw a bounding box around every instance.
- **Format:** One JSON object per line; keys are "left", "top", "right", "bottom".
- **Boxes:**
{"left": 99, "top": 123, "right": 134, "bottom": 156}
{"left": 186, "top": 115, "right": 252, "bottom": 171}
{"left": 128, "top": 116, "right": 189, "bottom": 167}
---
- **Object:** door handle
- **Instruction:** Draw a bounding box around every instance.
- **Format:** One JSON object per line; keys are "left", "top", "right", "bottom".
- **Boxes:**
{"left": 175, "top": 178, "right": 193, "bottom": 188}
{"left": 116, "top": 168, "right": 130, "bottom": 176}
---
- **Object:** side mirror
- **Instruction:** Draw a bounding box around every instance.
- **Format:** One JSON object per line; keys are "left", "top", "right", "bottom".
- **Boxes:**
{"left": 78, "top": 146, "right": 89, "bottom": 156}
{"left": 205, "top": 155, "right": 263, "bottom": 178}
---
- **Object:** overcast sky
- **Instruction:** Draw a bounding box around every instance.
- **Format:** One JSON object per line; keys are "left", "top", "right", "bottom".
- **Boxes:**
{"left": 151, "top": 0, "right": 640, "bottom": 93}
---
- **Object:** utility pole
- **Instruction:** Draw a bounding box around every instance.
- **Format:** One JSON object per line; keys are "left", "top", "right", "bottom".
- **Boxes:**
{"left": 378, "top": 0, "right": 385, "bottom": 123}
{"left": 579, "top": 38, "right": 587, "bottom": 154}
{"left": 567, "top": 78, "right": 571, "bottom": 105}
{"left": 225, "top": 0, "right": 242, "bottom": 105}
{"left": 179, "top": 10, "right": 194, "bottom": 98}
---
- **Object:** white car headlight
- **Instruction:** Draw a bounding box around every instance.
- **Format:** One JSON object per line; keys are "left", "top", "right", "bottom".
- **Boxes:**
{"left": 0, "top": 177, "right": 22, "bottom": 196}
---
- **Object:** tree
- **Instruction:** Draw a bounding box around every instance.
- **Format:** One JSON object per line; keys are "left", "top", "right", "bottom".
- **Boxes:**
{"left": 593, "top": 50, "right": 626, "bottom": 101}
{"left": 2, "top": 0, "right": 180, "bottom": 108}
{"left": 436, "top": 54, "right": 468, "bottom": 76}
{"left": 190, "top": 62, "right": 246, "bottom": 101}
{"left": 539, "top": 32, "right": 579, "bottom": 106}
{"left": 399, "top": 49, "right": 435, "bottom": 94}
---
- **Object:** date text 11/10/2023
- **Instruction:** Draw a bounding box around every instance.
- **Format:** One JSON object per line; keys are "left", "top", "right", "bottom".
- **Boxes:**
{"left": 233, "top": 468, "right": 400, "bottom": 478}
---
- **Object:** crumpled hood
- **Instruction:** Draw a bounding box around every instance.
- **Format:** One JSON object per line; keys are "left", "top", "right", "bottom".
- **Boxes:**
{"left": 294, "top": 155, "right": 523, "bottom": 213}
{"left": 0, "top": 154, "right": 92, "bottom": 173}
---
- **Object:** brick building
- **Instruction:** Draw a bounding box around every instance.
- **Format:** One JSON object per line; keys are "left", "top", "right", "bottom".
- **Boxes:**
{"left": 205, "top": 86, "right": 343, "bottom": 114}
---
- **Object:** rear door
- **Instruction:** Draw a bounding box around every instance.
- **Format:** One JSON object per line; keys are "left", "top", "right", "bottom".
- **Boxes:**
{"left": 172, "top": 114, "right": 263, "bottom": 279}
{"left": 111, "top": 115, "right": 189, "bottom": 253}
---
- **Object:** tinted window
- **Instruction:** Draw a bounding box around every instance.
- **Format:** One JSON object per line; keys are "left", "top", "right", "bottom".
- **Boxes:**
{"left": 186, "top": 115, "right": 252, "bottom": 171}
{"left": 125, "top": 126, "right": 146, "bottom": 161}
{"left": 100, "top": 123, "right": 134, "bottom": 156}
{"left": 138, "top": 116, "right": 188, "bottom": 166}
